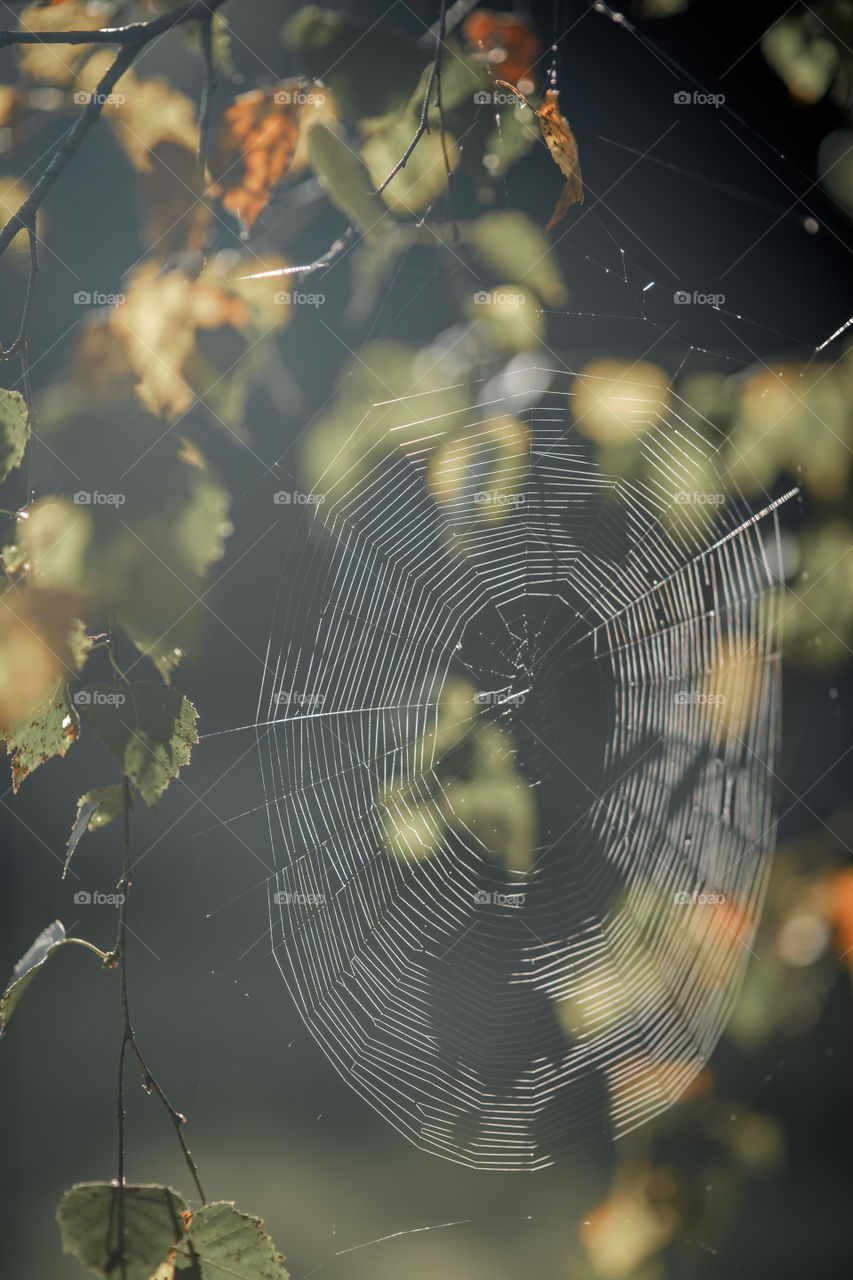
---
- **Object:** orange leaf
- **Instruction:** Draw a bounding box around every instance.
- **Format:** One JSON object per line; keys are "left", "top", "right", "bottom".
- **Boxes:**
{"left": 463, "top": 10, "right": 542, "bottom": 89}
{"left": 109, "top": 263, "right": 250, "bottom": 419}
{"left": 211, "top": 87, "right": 302, "bottom": 231}
{"left": 495, "top": 81, "right": 583, "bottom": 227}
{"left": 828, "top": 867, "right": 853, "bottom": 961}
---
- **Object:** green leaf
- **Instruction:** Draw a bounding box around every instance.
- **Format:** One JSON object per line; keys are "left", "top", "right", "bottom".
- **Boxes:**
{"left": 307, "top": 124, "right": 388, "bottom": 237}
{"left": 1, "top": 921, "right": 109, "bottom": 1036}
{"left": 69, "top": 618, "right": 94, "bottom": 672}
{"left": 469, "top": 98, "right": 539, "bottom": 185}
{"left": 56, "top": 1183, "right": 188, "bottom": 1280}
{"left": 3, "top": 679, "right": 80, "bottom": 791}
{"left": 3, "top": 498, "right": 93, "bottom": 590}
{"left": 361, "top": 118, "right": 459, "bottom": 215}
{"left": 65, "top": 784, "right": 126, "bottom": 876}
{"left": 410, "top": 42, "right": 487, "bottom": 115}
{"left": 465, "top": 211, "right": 568, "bottom": 305}
{"left": 0, "top": 920, "right": 65, "bottom": 1037}
{"left": 0, "top": 387, "right": 30, "bottom": 483}
{"left": 79, "top": 682, "right": 198, "bottom": 807}
{"left": 174, "top": 1203, "right": 289, "bottom": 1280}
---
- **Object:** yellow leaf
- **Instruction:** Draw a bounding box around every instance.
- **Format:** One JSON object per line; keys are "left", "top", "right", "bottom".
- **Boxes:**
{"left": 75, "top": 53, "right": 199, "bottom": 170}
{"left": 572, "top": 360, "right": 670, "bottom": 446}
{"left": 109, "top": 262, "right": 250, "bottom": 419}
{"left": 17, "top": 2, "right": 112, "bottom": 88}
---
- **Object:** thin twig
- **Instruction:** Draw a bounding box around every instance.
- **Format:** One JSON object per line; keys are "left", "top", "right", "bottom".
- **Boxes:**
{"left": 197, "top": 10, "right": 216, "bottom": 178}
{"left": 375, "top": 0, "right": 449, "bottom": 197}
{"left": 17, "top": 226, "right": 37, "bottom": 418}
{"left": 433, "top": 0, "right": 458, "bottom": 240}
{"left": 0, "top": 43, "right": 135, "bottom": 259}
{"left": 0, "top": 0, "right": 227, "bottom": 48}
{"left": 0, "top": 2, "right": 229, "bottom": 259}
{"left": 110, "top": 763, "right": 206, "bottom": 1205}
{"left": 3, "top": 218, "right": 38, "bottom": 359}
{"left": 240, "top": 226, "right": 356, "bottom": 284}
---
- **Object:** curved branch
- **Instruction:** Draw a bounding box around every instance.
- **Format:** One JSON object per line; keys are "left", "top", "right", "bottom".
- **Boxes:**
{"left": 0, "top": 1, "right": 228, "bottom": 260}
{"left": 0, "top": 0, "right": 227, "bottom": 49}
{"left": 0, "top": 43, "right": 137, "bottom": 258}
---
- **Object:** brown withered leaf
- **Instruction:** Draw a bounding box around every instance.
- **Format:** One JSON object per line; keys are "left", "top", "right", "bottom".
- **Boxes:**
{"left": 210, "top": 87, "right": 302, "bottom": 231}
{"left": 74, "top": 52, "right": 199, "bottom": 172}
{"left": 109, "top": 262, "right": 250, "bottom": 419}
{"left": 135, "top": 139, "right": 211, "bottom": 256}
{"left": 495, "top": 80, "right": 583, "bottom": 227}
{"left": 463, "top": 10, "right": 542, "bottom": 90}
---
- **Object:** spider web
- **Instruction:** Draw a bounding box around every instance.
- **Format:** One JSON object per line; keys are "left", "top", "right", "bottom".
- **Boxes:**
{"left": 190, "top": 0, "right": 852, "bottom": 1191}
{"left": 242, "top": 367, "right": 792, "bottom": 1171}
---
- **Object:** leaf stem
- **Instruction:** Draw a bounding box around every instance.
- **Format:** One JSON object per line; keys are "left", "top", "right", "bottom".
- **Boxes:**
{"left": 111, "top": 773, "right": 206, "bottom": 1205}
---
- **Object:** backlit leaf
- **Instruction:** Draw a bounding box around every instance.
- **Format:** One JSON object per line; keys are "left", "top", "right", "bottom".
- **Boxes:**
{"left": 173, "top": 1202, "right": 289, "bottom": 1280}
{"left": 134, "top": 140, "right": 211, "bottom": 256}
{"left": 0, "top": 387, "right": 29, "bottom": 482}
{"left": 17, "top": 3, "right": 113, "bottom": 87}
{"left": 0, "top": 919, "right": 65, "bottom": 1037}
{"left": 0, "top": 590, "right": 83, "bottom": 727}
{"left": 495, "top": 81, "right": 583, "bottom": 226}
{"left": 2, "top": 678, "right": 79, "bottom": 791}
{"left": 210, "top": 87, "right": 302, "bottom": 231}
{"left": 307, "top": 123, "right": 387, "bottom": 236}
{"left": 75, "top": 53, "right": 199, "bottom": 172}
{"left": 65, "top": 784, "right": 126, "bottom": 874}
{"left": 79, "top": 681, "right": 198, "bottom": 807}
{"left": 57, "top": 1183, "right": 188, "bottom": 1280}
{"left": 465, "top": 210, "right": 567, "bottom": 304}
{"left": 362, "top": 118, "right": 459, "bottom": 215}
{"left": 110, "top": 262, "right": 250, "bottom": 420}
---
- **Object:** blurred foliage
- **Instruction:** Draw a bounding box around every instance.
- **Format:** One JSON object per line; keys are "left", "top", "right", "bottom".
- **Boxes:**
{"left": 379, "top": 675, "right": 537, "bottom": 872}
